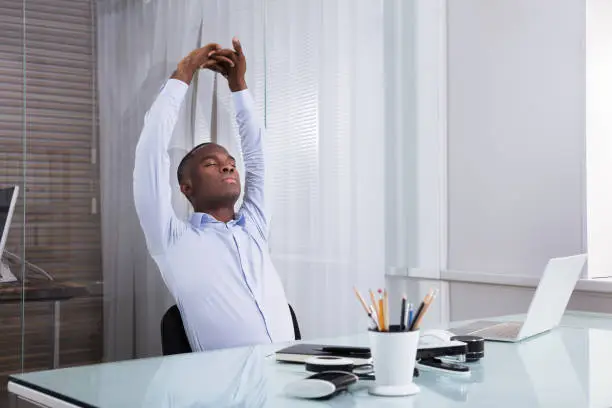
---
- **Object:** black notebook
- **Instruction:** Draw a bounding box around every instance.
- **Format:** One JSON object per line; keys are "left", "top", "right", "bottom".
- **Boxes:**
{"left": 275, "top": 344, "right": 372, "bottom": 364}
{"left": 275, "top": 341, "right": 467, "bottom": 364}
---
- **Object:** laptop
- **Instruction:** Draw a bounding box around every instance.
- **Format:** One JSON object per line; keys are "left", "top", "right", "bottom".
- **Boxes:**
{"left": 450, "top": 254, "right": 587, "bottom": 342}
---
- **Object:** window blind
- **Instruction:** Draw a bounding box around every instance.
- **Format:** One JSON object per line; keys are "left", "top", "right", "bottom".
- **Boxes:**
{"left": 0, "top": 0, "right": 102, "bottom": 389}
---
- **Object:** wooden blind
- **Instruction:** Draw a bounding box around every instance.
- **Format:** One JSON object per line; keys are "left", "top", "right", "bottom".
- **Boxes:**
{"left": 0, "top": 0, "right": 102, "bottom": 397}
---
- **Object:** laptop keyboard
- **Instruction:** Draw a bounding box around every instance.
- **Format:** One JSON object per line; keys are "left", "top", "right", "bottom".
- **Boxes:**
{"left": 470, "top": 322, "right": 522, "bottom": 339}
{"left": 450, "top": 321, "right": 501, "bottom": 336}
{"left": 451, "top": 321, "right": 522, "bottom": 339}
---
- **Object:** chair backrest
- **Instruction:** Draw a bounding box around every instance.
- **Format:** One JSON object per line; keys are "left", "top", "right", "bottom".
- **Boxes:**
{"left": 160, "top": 303, "right": 301, "bottom": 356}
{"left": 161, "top": 305, "right": 192, "bottom": 355}
{"left": 289, "top": 304, "right": 301, "bottom": 341}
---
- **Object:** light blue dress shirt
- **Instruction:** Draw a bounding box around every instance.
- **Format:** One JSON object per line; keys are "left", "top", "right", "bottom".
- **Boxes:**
{"left": 133, "top": 78, "right": 294, "bottom": 351}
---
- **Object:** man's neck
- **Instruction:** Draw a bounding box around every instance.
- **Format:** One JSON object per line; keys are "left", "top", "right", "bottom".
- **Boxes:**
{"left": 196, "top": 206, "right": 235, "bottom": 223}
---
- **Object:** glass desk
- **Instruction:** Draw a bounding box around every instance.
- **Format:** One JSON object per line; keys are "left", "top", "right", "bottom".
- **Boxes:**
{"left": 8, "top": 311, "right": 612, "bottom": 407}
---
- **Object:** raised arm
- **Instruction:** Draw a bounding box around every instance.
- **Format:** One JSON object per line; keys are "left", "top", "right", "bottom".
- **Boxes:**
{"left": 233, "top": 88, "right": 268, "bottom": 236}
{"left": 134, "top": 44, "right": 225, "bottom": 255}
{"left": 210, "top": 38, "right": 268, "bottom": 236}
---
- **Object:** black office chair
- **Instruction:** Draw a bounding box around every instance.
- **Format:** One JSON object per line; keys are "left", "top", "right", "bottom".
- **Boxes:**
{"left": 161, "top": 303, "right": 301, "bottom": 356}
{"left": 289, "top": 304, "right": 301, "bottom": 341}
{"left": 161, "top": 305, "right": 192, "bottom": 355}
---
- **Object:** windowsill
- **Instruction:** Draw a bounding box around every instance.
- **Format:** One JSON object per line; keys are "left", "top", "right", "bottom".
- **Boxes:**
{"left": 385, "top": 267, "right": 612, "bottom": 294}
{"left": 441, "top": 270, "right": 612, "bottom": 294}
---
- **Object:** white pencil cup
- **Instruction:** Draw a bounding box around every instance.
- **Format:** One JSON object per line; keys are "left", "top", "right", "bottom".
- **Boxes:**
{"left": 368, "top": 326, "right": 420, "bottom": 397}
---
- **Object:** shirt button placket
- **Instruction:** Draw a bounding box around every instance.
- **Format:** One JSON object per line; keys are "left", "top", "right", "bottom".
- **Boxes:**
{"left": 230, "top": 224, "right": 271, "bottom": 340}
{"left": 229, "top": 225, "right": 248, "bottom": 286}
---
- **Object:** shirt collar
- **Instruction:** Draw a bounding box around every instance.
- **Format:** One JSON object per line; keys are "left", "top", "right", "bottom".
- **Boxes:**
{"left": 190, "top": 211, "right": 245, "bottom": 227}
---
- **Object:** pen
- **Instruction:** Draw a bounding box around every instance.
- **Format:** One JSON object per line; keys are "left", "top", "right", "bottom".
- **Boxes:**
{"left": 378, "top": 289, "right": 385, "bottom": 331}
{"left": 319, "top": 346, "right": 370, "bottom": 355}
{"left": 399, "top": 296, "right": 407, "bottom": 331}
{"left": 369, "top": 289, "right": 379, "bottom": 320}
{"left": 409, "top": 289, "right": 433, "bottom": 331}
{"left": 354, "top": 286, "right": 379, "bottom": 329}
{"left": 410, "top": 289, "right": 438, "bottom": 331}
{"left": 369, "top": 305, "right": 380, "bottom": 329}
{"left": 383, "top": 289, "right": 389, "bottom": 332}
{"left": 408, "top": 303, "right": 414, "bottom": 328}
{"left": 409, "top": 300, "right": 425, "bottom": 331}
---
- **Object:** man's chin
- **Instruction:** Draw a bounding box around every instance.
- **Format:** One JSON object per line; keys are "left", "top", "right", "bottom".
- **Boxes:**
{"left": 222, "top": 188, "right": 241, "bottom": 203}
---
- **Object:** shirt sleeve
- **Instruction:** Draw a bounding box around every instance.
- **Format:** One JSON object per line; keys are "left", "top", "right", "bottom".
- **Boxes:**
{"left": 133, "top": 79, "right": 189, "bottom": 255}
{"left": 232, "top": 89, "right": 268, "bottom": 239}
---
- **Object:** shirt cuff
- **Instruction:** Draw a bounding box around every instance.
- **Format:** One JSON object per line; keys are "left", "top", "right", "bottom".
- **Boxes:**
{"left": 232, "top": 89, "right": 255, "bottom": 113}
{"left": 161, "top": 78, "right": 189, "bottom": 100}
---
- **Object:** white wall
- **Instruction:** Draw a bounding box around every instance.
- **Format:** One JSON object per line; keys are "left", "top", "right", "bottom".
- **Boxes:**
{"left": 449, "top": 281, "right": 612, "bottom": 322}
{"left": 447, "top": 0, "right": 586, "bottom": 277}
{"left": 586, "top": 0, "right": 612, "bottom": 278}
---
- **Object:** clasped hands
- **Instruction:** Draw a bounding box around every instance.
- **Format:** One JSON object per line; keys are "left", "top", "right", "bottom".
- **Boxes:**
{"left": 172, "top": 36, "right": 247, "bottom": 92}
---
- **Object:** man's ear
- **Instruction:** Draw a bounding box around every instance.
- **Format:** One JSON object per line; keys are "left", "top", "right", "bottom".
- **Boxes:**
{"left": 180, "top": 180, "right": 192, "bottom": 198}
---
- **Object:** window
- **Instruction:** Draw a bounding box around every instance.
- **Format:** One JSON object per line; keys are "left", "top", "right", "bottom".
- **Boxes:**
{"left": 0, "top": 0, "right": 102, "bottom": 392}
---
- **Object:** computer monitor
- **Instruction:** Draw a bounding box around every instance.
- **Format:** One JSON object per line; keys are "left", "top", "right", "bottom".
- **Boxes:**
{"left": 0, "top": 186, "right": 20, "bottom": 283}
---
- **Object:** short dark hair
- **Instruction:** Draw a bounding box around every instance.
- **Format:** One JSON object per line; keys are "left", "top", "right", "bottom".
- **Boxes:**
{"left": 177, "top": 142, "right": 212, "bottom": 184}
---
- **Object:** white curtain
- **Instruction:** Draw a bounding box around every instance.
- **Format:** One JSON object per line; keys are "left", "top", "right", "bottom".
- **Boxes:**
{"left": 194, "top": 0, "right": 266, "bottom": 210}
{"left": 98, "top": 0, "right": 385, "bottom": 360}
{"left": 265, "top": 0, "right": 386, "bottom": 338}
{"left": 97, "top": 0, "right": 202, "bottom": 361}
{"left": 98, "top": 0, "right": 265, "bottom": 360}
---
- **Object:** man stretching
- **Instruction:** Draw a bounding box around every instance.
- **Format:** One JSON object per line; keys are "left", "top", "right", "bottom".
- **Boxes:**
{"left": 133, "top": 38, "right": 294, "bottom": 351}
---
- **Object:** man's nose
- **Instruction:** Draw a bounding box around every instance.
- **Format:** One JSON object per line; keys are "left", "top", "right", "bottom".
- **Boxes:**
{"left": 221, "top": 164, "right": 234, "bottom": 173}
